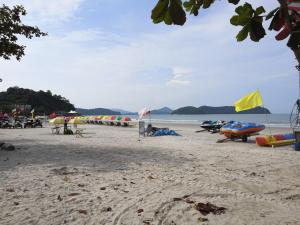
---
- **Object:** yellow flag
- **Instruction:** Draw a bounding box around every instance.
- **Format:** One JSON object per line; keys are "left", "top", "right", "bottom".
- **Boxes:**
{"left": 234, "top": 90, "right": 263, "bottom": 112}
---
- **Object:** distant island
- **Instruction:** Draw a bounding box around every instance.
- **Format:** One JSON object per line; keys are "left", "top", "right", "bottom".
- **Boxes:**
{"left": 76, "top": 108, "right": 121, "bottom": 115}
{"left": 110, "top": 108, "right": 137, "bottom": 115}
{"left": 172, "top": 106, "right": 271, "bottom": 114}
{"left": 78, "top": 106, "right": 270, "bottom": 115}
{"left": 151, "top": 107, "right": 173, "bottom": 114}
{"left": 109, "top": 107, "right": 173, "bottom": 115}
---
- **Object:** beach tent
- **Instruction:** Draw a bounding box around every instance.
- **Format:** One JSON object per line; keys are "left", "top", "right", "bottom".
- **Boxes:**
{"left": 68, "top": 110, "right": 77, "bottom": 114}
{"left": 122, "top": 117, "right": 131, "bottom": 121}
{"left": 49, "top": 112, "right": 57, "bottom": 119}
{"left": 49, "top": 117, "right": 65, "bottom": 125}
{"left": 115, "top": 116, "right": 122, "bottom": 121}
{"left": 102, "top": 116, "right": 110, "bottom": 121}
{"left": 68, "top": 118, "right": 84, "bottom": 124}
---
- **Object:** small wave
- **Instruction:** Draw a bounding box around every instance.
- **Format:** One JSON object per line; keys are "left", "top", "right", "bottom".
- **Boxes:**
{"left": 264, "top": 123, "right": 291, "bottom": 128}
{"left": 143, "top": 119, "right": 199, "bottom": 124}
{"left": 143, "top": 119, "right": 291, "bottom": 128}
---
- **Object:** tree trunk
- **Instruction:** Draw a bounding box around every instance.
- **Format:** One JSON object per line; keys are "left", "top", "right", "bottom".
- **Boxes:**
{"left": 277, "top": 0, "right": 300, "bottom": 70}
{"left": 293, "top": 48, "right": 300, "bottom": 71}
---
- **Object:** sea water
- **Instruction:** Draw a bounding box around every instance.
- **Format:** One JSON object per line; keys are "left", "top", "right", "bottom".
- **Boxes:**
{"left": 127, "top": 114, "right": 291, "bottom": 128}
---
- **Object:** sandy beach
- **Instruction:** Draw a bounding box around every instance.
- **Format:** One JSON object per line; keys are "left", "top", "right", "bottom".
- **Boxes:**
{"left": 0, "top": 124, "right": 300, "bottom": 225}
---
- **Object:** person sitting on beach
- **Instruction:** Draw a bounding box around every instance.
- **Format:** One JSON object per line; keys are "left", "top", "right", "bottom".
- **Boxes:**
{"left": 63, "top": 119, "right": 73, "bottom": 135}
{"left": 146, "top": 124, "right": 169, "bottom": 136}
{"left": 145, "top": 124, "right": 156, "bottom": 136}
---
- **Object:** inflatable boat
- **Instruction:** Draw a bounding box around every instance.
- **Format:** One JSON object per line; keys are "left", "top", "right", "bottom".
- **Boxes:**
{"left": 256, "top": 133, "right": 295, "bottom": 147}
{"left": 220, "top": 121, "right": 265, "bottom": 142}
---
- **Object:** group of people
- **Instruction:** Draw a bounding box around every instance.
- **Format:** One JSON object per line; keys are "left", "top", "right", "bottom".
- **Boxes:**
{"left": 145, "top": 124, "right": 179, "bottom": 136}
{"left": 0, "top": 112, "right": 43, "bottom": 129}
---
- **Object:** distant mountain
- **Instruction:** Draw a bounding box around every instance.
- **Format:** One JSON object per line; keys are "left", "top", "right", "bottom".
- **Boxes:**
{"left": 76, "top": 108, "right": 121, "bottom": 115}
{"left": 151, "top": 107, "right": 173, "bottom": 114}
{"left": 111, "top": 108, "right": 137, "bottom": 115}
{"left": 172, "top": 106, "right": 271, "bottom": 114}
{"left": 110, "top": 107, "right": 173, "bottom": 115}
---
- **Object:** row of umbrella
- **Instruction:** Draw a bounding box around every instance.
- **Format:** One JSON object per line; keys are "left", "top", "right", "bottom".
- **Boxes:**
{"left": 49, "top": 115, "right": 132, "bottom": 125}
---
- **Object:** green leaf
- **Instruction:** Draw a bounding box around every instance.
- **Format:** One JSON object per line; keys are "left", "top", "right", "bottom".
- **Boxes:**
{"left": 235, "top": 3, "right": 253, "bottom": 17}
{"left": 183, "top": 0, "right": 193, "bottom": 11}
{"left": 151, "top": 0, "right": 169, "bottom": 21}
{"left": 169, "top": 0, "right": 186, "bottom": 25}
{"left": 228, "top": 0, "right": 240, "bottom": 5}
{"left": 255, "top": 6, "right": 265, "bottom": 15}
{"left": 235, "top": 5, "right": 244, "bottom": 15}
{"left": 236, "top": 24, "right": 250, "bottom": 42}
{"left": 268, "top": 10, "right": 281, "bottom": 30}
{"left": 249, "top": 20, "right": 266, "bottom": 42}
{"left": 191, "top": 7, "right": 199, "bottom": 16}
{"left": 164, "top": 9, "right": 172, "bottom": 25}
{"left": 183, "top": 0, "right": 202, "bottom": 16}
{"left": 230, "top": 15, "right": 250, "bottom": 26}
{"left": 266, "top": 7, "right": 279, "bottom": 20}
{"left": 230, "top": 15, "right": 240, "bottom": 26}
{"left": 203, "top": 0, "right": 214, "bottom": 9}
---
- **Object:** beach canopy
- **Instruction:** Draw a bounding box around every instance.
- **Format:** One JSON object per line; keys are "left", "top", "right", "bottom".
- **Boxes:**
{"left": 49, "top": 117, "right": 65, "bottom": 125}
{"left": 68, "top": 110, "right": 77, "bottom": 114}
{"left": 102, "top": 116, "right": 110, "bottom": 120}
{"left": 122, "top": 117, "right": 131, "bottom": 121}
{"left": 115, "top": 116, "right": 122, "bottom": 121}
{"left": 49, "top": 112, "right": 57, "bottom": 119}
{"left": 234, "top": 90, "right": 263, "bottom": 112}
{"left": 68, "top": 118, "right": 84, "bottom": 124}
{"left": 95, "top": 116, "right": 103, "bottom": 120}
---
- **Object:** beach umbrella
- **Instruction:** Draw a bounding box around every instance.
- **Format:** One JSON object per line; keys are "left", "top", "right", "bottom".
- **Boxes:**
{"left": 115, "top": 116, "right": 122, "bottom": 121}
{"left": 102, "top": 116, "right": 109, "bottom": 121}
{"left": 49, "top": 117, "right": 65, "bottom": 125}
{"left": 68, "top": 118, "right": 84, "bottom": 124}
{"left": 49, "top": 112, "right": 57, "bottom": 119}
{"left": 95, "top": 115, "right": 103, "bottom": 121}
{"left": 82, "top": 116, "right": 89, "bottom": 121}
{"left": 68, "top": 110, "right": 77, "bottom": 114}
{"left": 122, "top": 117, "right": 131, "bottom": 121}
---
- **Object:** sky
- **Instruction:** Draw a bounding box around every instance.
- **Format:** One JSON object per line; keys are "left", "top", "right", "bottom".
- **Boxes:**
{"left": 1, "top": 0, "right": 299, "bottom": 113}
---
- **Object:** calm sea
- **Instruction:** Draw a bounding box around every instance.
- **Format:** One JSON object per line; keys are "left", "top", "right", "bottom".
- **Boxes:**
{"left": 127, "top": 114, "right": 291, "bottom": 128}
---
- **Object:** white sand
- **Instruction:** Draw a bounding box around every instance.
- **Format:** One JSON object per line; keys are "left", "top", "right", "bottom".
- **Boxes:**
{"left": 0, "top": 124, "right": 300, "bottom": 225}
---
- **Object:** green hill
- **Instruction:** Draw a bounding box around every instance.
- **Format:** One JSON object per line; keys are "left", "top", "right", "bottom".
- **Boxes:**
{"left": 0, "top": 87, "right": 75, "bottom": 114}
{"left": 172, "top": 106, "right": 271, "bottom": 114}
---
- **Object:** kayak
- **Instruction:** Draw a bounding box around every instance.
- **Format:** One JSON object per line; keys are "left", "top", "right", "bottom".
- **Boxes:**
{"left": 220, "top": 121, "right": 265, "bottom": 141}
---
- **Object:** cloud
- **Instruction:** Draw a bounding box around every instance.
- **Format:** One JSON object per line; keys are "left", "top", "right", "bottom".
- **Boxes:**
{"left": 173, "top": 66, "right": 193, "bottom": 79}
{"left": 166, "top": 79, "right": 191, "bottom": 87}
{"left": 5, "top": 0, "right": 85, "bottom": 23}
{"left": 0, "top": 0, "right": 296, "bottom": 112}
{"left": 166, "top": 67, "right": 192, "bottom": 87}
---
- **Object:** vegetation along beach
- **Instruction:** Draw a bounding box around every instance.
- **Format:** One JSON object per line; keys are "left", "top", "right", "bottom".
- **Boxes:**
{"left": 1, "top": 0, "right": 300, "bottom": 225}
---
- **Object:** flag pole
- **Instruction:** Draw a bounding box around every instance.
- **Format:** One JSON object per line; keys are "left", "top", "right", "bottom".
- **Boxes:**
{"left": 149, "top": 107, "right": 151, "bottom": 125}
{"left": 259, "top": 89, "right": 272, "bottom": 136}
